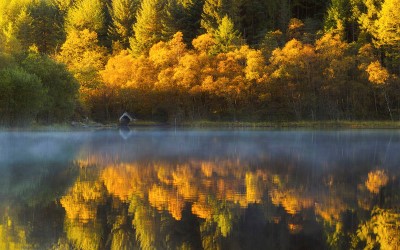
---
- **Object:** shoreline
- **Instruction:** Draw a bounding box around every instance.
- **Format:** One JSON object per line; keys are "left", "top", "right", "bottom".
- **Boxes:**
{"left": 2, "top": 120, "right": 400, "bottom": 131}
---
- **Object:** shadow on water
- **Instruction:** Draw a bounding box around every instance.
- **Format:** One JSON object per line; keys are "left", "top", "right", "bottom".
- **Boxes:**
{"left": 1, "top": 129, "right": 400, "bottom": 249}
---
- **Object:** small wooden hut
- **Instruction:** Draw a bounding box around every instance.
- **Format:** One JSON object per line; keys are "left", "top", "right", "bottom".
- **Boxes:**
{"left": 119, "top": 112, "right": 135, "bottom": 126}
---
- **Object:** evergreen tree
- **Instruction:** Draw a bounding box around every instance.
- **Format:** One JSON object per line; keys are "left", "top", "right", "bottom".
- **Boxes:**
{"left": 212, "top": 16, "right": 242, "bottom": 53}
{"left": 201, "top": 0, "right": 242, "bottom": 33}
{"left": 65, "top": 0, "right": 106, "bottom": 34}
{"left": 130, "top": 0, "right": 166, "bottom": 56}
{"left": 277, "top": 0, "right": 291, "bottom": 32}
{"left": 324, "top": 0, "right": 349, "bottom": 33}
{"left": 179, "top": 0, "right": 204, "bottom": 44}
{"left": 375, "top": 0, "right": 400, "bottom": 49}
{"left": 53, "top": 0, "right": 75, "bottom": 12}
{"left": 28, "top": 1, "right": 65, "bottom": 54}
{"left": 108, "top": 0, "right": 139, "bottom": 49}
{"left": 241, "top": 0, "right": 278, "bottom": 45}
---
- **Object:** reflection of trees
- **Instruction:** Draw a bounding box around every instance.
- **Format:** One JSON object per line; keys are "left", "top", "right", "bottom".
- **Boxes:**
{"left": 64, "top": 218, "right": 104, "bottom": 250}
{"left": 109, "top": 212, "right": 135, "bottom": 250}
{"left": 53, "top": 158, "right": 400, "bottom": 249}
{"left": 60, "top": 179, "right": 107, "bottom": 221}
{"left": 365, "top": 170, "right": 389, "bottom": 194}
{"left": 357, "top": 208, "right": 400, "bottom": 250}
{"left": 0, "top": 215, "right": 32, "bottom": 249}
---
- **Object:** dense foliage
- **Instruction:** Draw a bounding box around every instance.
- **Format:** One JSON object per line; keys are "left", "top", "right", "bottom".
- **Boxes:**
{"left": 0, "top": 0, "right": 399, "bottom": 124}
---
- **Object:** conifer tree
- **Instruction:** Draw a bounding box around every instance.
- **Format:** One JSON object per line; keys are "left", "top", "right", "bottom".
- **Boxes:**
{"left": 201, "top": 0, "right": 242, "bottom": 33}
{"left": 241, "top": 0, "right": 278, "bottom": 45}
{"left": 130, "top": 0, "right": 166, "bottom": 56}
{"left": 109, "top": 0, "right": 139, "bottom": 49}
{"left": 375, "top": 0, "right": 400, "bottom": 49}
{"left": 28, "top": 1, "right": 65, "bottom": 54}
{"left": 65, "top": 0, "right": 106, "bottom": 34}
{"left": 212, "top": 16, "right": 242, "bottom": 53}
{"left": 324, "top": 0, "right": 350, "bottom": 33}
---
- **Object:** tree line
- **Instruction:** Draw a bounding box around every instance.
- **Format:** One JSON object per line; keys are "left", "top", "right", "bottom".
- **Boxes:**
{"left": 0, "top": 0, "right": 399, "bottom": 124}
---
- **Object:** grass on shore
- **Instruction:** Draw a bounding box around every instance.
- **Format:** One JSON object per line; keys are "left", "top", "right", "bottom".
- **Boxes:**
{"left": 181, "top": 120, "right": 400, "bottom": 129}
{"left": 2, "top": 120, "right": 400, "bottom": 130}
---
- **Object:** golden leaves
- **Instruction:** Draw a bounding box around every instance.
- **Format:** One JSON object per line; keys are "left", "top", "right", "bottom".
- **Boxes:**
{"left": 365, "top": 169, "right": 389, "bottom": 193}
{"left": 366, "top": 61, "right": 390, "bottom": 85}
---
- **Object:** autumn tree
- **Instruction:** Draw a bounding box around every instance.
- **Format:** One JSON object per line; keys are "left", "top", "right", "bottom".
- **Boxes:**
{"left": 268, "top": 39, "right": 320, "bottom": 119}
{"left": 100, "top": 50, "right": 158, "bottom": 119}
{"left": 315, "top": 32, "right": 367, "bottom": 119}
{"left": 366, "top": 60, "right": 393, "bottom": 119}
{"left": 374, "top": 0, "right": 400, "bottom": 50}
{"left": 57, "top": 29, "right": 107, "bottom": 111}
{"left": 149, "top": 32, "right": 189, "bottom": 121}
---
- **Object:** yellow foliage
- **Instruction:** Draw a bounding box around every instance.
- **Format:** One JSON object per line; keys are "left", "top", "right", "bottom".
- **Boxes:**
{"left": 100, "top": 50, "right": 136, "bottom": 88}
{"left": 0, "top": 217, "right": 31, "bottom": 250}
{"left": 316, "top": 32, "right": 349, "bottom": 60}
{"left": 245, "top": 172, "right": 262, "bottom": 204}
{"left": 201, "top": 162, "right": 214, "bottom": 178}
{"left": 245, "top": 48, "right": 266, "bottom": 82}
{"left": 173, "top": 165, "right": 198, "bottom": 200}
{"left": 173, "top": 52, "right": 204, "bottom": 91}
{"left": 60, "top": 180, "right": 107, "bottom": 221}
{"left": 270, "top": 189, "right": 313, "bottom": 215}
{"left": 149, "top": 32, "right": 187, "bottom": 69}
{"left": 366, "top": 61, "right": 390, "bottom": 85}
{"left": 365, "top": 169, "right": 389, "bottom": 193}
{"left": 358, "top": 208, "right": 400, "bottom": 250}
{"left": 192, "top": 34, "right": 215, "bottom": 54}
{"left": 192, "top": 201, "right": 213, "bottom": 220}
{"left": 315, "top": 196, "right": 348, "bottom": 224}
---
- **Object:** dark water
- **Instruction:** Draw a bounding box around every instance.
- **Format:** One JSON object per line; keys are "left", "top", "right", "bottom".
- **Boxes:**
{"left": 1, "top": 129, "right": 400, "bottom": 250}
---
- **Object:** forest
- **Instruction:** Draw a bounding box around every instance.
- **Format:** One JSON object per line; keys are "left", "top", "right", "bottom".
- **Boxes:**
{"left": 0, "top": 0, "right": 399, "bottom": 125}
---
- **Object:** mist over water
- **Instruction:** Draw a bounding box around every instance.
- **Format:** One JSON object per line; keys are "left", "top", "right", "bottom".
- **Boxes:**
{"left": 1, "top": 129, "right": 400, "bottom": 249}
{"left": 1, "top": 129, "right": 400, "bottom": 166}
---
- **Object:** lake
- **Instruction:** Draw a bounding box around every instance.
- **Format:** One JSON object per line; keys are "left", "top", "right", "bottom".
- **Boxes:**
{"left": 1, "top": 129, "right": 400, "bottom": 249}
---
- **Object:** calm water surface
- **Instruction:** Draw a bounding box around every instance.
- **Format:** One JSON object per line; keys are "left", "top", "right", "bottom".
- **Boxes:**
{"left": 1, "top": 129, "right": 400, "bottom": 249}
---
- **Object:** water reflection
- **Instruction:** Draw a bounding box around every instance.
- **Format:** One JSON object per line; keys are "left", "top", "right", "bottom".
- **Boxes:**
{"left": 1, "top": 130, "right": 400, "bottom": 249}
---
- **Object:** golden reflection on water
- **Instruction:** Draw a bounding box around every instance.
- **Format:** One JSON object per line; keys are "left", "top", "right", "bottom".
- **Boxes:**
{"left": 55, "top": 152, "right": 400, "bottom": 250}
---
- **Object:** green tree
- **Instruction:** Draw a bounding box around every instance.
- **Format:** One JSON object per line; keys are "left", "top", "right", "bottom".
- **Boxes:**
{"left": 27, "top": 1, "right": 65, "bottom": 54}
{"left": 22, "top": 51, "right": 79, "bottom": 123}
{"left": 161, "top": 0, "right": 203, "bottom": 45}
{"left": 324, "top": 0, "right": 349, "bottom": 33}
{"left": 178, "top": 0, "right": 203, "bottom": 44}
{"left": 241, "top": 0, "right": 278, "bottom": 44}
{"left": 65, "top": 0, "right": 106, "bottom": 34}
{"left": 201, "top": 0, "right": 242, "bottom": 33}
{"left": 212, "top": 16, "right": 242, "bottom": 54}
{"left": 130, "top": 0, "right": 166, "bottom": 56}
{"left": 108, "top": 0, "right": 139, "bottom": 49}
{"left": 0, "top": 66, "right": 46, "bottom": 125}
{"left": 53, "top": 0, "right": 75, "bottom": 12}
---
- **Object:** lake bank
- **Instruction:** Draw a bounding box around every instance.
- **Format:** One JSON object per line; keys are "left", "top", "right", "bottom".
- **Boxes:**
{"left": 181, "top": 120, "right": 400, "bottom": 129}
{"left": 2, "top": 120, "right": 400, "bottom": 131}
